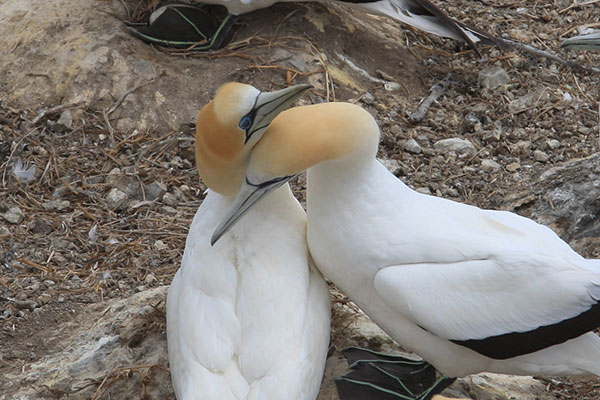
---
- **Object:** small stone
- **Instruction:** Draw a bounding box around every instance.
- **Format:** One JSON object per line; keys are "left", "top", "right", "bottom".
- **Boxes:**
{"left": 4, "top": 207, "right": 24, "bottom": 224}
{"left": 389, "top": 125, "right": 403, "bottom": 136}
{"left": 479, "top": 67, "right": 510, "bottom": 89}
{"left": 578, "top": 126, "right": 591, "bottom": 135}
{"left": 42, "top": 200, "right": 71, "bottom": 211}
{"left": 433, "top": 138, "right": 477, "bottom": 156}
{"left": 106, "top": 188, "right": 128, "bottom": 209}
{"left": 361, "top": 92, "right": 375, "bottom": 104}
{"left": 15, "top": 300, "right": 36, "bottom": 310}
{"left": 43, "top": 280, "right": 56, "bottom": 288}
{"left": 415, "top": 187, "right": 431, "bottom": 195}
{"left": 378, "top": 158, "right": 401, "bottom": 175}
{"left": 154, "top": 240, "right": 168, "bottom": 251}
{"left": 1, "top": 308, "right": 12, "bottom": 319}
{"left": 482, "top": 130, "right": 501, "bottom": 142}
{"left": 446, "top": 187, "right": 459, "bottom": 197}
{"left": 29, "top": 218, "right": 51, "bottom": 234}
{"left": 57, "top": 110, "right": 73, "bottom": 130}
{"left": 144, "top": 181, "right": 167, "bottom": 201}
{"left": 37, "top": 293, "right": 52, "bottom": 305}
{"left": 144, "top": 274, "right": 157, "bottom": 284}
{"left": 512, "top": 140, "right": 532, "bottom": 155}
{"left": 57, "top": 295, "right": 66, "bottom": 303}
{"left": 33, "top": 146, "right": 48, "bottom": 155}
{"left": 506, "top": 162, "right": 521, "bottom": 172}
{"left": 162, "top": 192, "right": 178, "bottom": 207}
{"left": 534, "top": 150, "right": 550, "bottom": 162}
{"left": 481, "top": 159, "right": 501, "bottom": 172}
{"left": 383, "top": 82, "right": 401, "bottom": 91}
{"left": 464, "top": 112, "right": 481, "bottom": 130}
{"left": 404, "top": 139, "right": 422, "bottom": 154}
{"left": 161, "top": 205, "right": 178, "bottom": 215}
{"left": 546, "top": 139, "right": 560, "bottom": 150}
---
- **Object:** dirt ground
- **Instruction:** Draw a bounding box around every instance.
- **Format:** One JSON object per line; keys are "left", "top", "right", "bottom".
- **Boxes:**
{"left": 1, "top": 0, "right": 600, "bottom": 398}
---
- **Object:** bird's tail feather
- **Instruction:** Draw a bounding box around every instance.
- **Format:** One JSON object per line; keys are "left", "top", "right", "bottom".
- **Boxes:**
{"left": 335, "top": 347, "right": 456, "bottom": 400}
{"left": 366, "top": 0, "right": 509, "bottom": 57}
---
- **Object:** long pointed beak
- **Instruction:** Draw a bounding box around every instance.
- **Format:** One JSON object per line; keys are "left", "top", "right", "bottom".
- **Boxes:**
{"left": 246, "top": 84, "right": 312, "bottom": 142}
{"left": 211, "top": 175, "right": 294, "bottom": 245}
{"left": 561, "top": 32, "right": 600, "bottom": 51}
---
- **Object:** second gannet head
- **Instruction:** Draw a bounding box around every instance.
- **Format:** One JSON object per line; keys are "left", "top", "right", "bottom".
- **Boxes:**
{"left": 211, "top": 102, "right": 380, "bottom": 244}
{"left": 195, "top": 82, "right": 311, "bottom": 196}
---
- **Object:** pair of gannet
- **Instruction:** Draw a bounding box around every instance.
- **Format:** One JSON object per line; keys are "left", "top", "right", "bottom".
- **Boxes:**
{"left": 167, "top": 83, "right": 330, "bottom": 399}
{"left": 130, "top": 0, "right": 500, "bottom": 54}
{"left": 213, "top": 89, "right": 600, "bottom": 390}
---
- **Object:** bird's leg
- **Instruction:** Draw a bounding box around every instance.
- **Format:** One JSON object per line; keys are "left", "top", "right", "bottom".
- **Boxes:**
{"left": 207, "top": 12, "right": 236, "bottom": 50}
{"left": 336, "top": 347, "right": 456, "bottom": 400}
{"left": 126, "top": 3, "right": 237, "bottom": 51}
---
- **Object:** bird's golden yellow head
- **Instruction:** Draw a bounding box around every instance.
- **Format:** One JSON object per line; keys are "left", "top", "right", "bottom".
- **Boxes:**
{"left": 248, "top": 102, "right": 380, "bottom": 179}
{"left": 195, "top": 82, "right": 312, "bottom": 196}
{"left": 210, "top": 102, "right": 380, "bottom": 244}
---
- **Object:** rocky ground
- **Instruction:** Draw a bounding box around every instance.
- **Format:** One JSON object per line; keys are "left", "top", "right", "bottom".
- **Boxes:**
{"left": 1, "top": 0, "right": 599, "bottom": 399}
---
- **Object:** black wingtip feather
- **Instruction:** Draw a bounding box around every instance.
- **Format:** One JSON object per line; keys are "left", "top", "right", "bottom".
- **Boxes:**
{"left": 452, "top": 301, "right": 600, "bottom": 360}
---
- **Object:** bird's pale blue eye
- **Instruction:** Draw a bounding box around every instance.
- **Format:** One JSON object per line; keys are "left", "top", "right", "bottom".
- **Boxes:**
{"left": 239, "top": 115, "right": 252, "bottom": 130}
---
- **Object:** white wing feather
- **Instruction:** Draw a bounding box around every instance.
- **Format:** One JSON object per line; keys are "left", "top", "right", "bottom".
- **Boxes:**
{"left": 374, "top": 254, "right": 600, "bottom": 341}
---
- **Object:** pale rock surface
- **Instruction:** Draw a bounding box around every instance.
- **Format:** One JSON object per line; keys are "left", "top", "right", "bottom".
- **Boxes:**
{"left": 0, "top": 287, "right": 172, "bottom": 400}
{"left": 0, "top": 0, "right": 237, "bottom": 131}
{"left": 434, "top": 138, "right": 477, "bottom": 156}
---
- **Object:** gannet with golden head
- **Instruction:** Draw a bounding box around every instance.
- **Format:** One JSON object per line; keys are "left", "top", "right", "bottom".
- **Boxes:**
{"left": 167, "top": 82, "right": 330, "bottom": 400}
{"left": 213, "top": 101, "right": 600, "bottom": 395}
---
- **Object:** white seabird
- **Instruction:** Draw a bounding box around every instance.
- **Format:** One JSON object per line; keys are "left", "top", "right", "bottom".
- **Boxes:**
{"left": 213, "top": 100, "right": 600, "bottom": 393}
{"left": 167, "top": 82, "right": 330, "bottom": 400}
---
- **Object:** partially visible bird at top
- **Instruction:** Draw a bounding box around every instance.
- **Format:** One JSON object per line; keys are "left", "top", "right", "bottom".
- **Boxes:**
{"left": 127, "top": 0, "right": 503, "bottom": 55}
{"left": 212, "top": 99, "right": 600, "bottom": 397}
{"left": 166, "top": 82, "right": 331, "bottom": 399}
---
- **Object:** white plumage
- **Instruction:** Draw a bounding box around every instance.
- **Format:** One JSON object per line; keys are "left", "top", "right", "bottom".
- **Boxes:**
{"left": 181, "top": 0, "right": 497, "bottom": 52}
{"left": 214, "top": 101, "right": 600, "bottom": 381}
{"left": 167, "top": 83, "right": 330, "bottom": 399}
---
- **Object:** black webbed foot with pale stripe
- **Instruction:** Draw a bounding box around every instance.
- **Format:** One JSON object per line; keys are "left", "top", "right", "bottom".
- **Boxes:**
{"left": 336, "top": 347, "right": 456, "bottom": 400}
{"left": 126, "top": 2, "right": 235, "bottom": 50}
